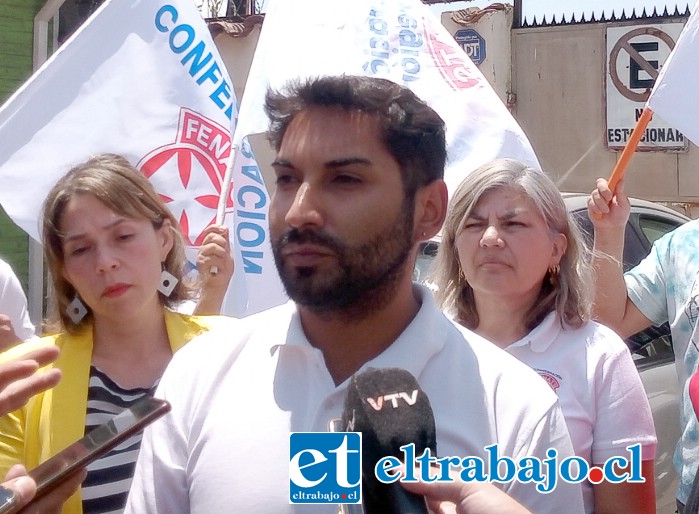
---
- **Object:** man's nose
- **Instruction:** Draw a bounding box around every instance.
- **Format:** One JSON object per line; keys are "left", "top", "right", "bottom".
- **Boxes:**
{"left": 285, "top": 183, "right": 323, "bottom": 229}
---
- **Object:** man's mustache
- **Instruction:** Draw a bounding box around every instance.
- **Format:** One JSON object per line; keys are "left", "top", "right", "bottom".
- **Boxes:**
{"left": 278, "top": 228, "right": 342, "bottom": 254}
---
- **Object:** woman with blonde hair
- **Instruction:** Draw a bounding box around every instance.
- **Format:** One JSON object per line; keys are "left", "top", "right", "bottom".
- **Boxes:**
{"left": 432, "top": 158, "right": 657, "bottom": 513}
{"left": 0, "top": 153, "right": 235, "bottom": 514}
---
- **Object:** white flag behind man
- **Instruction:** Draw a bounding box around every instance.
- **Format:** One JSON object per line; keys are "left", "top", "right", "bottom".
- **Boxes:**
{"left": 234, "top": 0, "right": 540, "bottom": 194}
{"left": 0, "top": 0, "right": 285, "bottom": 317}
{"left": 647, "top": 0, "right": 699, "bottom": 145}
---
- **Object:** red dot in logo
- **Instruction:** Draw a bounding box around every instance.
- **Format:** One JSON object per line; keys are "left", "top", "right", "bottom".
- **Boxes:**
{"left": 588, "top": 467, "right": 604, "bottom": 484}
{"left": 342, "top": 494, "right": 347, "bottom": 499}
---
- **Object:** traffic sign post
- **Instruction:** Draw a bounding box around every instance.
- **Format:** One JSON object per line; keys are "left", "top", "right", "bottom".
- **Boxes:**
{"left": 605, "top": 23, "right": 687, "bottom": 151}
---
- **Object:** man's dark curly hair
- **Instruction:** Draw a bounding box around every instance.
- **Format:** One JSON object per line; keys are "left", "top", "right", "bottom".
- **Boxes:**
{"left": 264, "top": 75, "right": 446, "bottom": 197}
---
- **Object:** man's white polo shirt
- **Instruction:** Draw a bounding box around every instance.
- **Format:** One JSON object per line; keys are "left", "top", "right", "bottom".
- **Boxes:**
{"left": 126, "top": 285, "right": 583, "bottom": 514}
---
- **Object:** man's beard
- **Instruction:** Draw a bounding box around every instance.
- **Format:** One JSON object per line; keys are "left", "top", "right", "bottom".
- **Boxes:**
{"left": 272, "top": 199, "right": 415, "bottom": 319}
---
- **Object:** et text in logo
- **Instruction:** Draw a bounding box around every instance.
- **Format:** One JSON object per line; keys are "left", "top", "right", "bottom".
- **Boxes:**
{"left": 289, "top": 432, "right": 361, "bottom": 505}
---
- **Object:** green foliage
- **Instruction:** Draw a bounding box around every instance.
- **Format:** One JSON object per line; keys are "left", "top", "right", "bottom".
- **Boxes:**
{"left": 0, "top": 0, "right": 42, "bottom": 290}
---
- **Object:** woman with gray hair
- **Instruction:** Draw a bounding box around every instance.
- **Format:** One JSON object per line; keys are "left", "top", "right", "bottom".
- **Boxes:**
{"left": 432, "top": 158, "right": 656, "bottom": 513}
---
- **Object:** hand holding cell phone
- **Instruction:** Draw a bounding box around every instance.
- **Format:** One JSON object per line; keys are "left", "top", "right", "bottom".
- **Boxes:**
{"left": 0, "top": 464, "right": 86, "bottom": 514}
{"left": 0, "top": 396, "right": 170, "bottom": 513}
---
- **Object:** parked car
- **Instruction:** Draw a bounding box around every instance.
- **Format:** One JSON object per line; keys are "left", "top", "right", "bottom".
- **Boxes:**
{"left": 415, "top": 193, "right": 689, "bottom": 513}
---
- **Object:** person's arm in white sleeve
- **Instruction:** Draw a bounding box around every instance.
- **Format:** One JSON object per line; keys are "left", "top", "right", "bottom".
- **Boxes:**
{"left": 0, "top": 260, "right": 36, "bottom": 347}
{"left": 590, "top": 330, "right": 656, "bottom": 513}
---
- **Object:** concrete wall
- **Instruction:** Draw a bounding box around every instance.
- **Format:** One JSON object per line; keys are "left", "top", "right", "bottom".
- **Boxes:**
{"left": 214, "top": 27, "right": 278, "bottom": 190}
{"left": 214, "top": 9, "right": 699, "bottom": 216}
{"left": 435, "top": 8, "right": 699, "bottom": 217}
{"left": 511, "top": 21, "right": 699, "bottom": 214}
{"left": 512, "top": 24, "right": 619, "bottom": 192}
{"left": 441, "top": 7, "right": 513, "bottom": 105}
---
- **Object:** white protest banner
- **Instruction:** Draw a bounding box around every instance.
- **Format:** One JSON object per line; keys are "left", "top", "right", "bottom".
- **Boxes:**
{"left": 647, "top": 0, "right": 699, "bottom": 146}
{"left": 234, "top": 0, "right": 540, "bottom": 194}
{"left": 0, "top": 0, "right": 286, "bottom": 317}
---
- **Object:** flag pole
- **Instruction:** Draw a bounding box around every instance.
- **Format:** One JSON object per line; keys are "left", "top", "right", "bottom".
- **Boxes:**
{"left": 209, "top": 142, "right": 239, "bottom": 275}
{"left": 217, "top": 142, "right": 238, "bottom": 224}
{"left": 607, "top": 106, "right": 654, "bottom": 194}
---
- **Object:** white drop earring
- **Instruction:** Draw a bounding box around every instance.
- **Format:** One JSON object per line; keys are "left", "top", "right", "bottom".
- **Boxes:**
{"left": 66, "top": 295, "right": 87, "bottom": 324}
{"left": 158, "top": 265, "right": 178, "bottom": 297}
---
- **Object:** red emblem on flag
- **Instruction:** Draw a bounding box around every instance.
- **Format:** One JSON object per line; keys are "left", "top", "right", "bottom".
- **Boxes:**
{"left": 138, "top": 108, "right": 233, "bottom": 247}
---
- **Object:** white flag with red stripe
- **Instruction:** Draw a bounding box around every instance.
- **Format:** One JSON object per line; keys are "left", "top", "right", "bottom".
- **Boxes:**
{"left": 234, "top": 0, "right": 540, "bottom": 193}
{"left": 0, "top": 0, "right": 286, "bottom": 317}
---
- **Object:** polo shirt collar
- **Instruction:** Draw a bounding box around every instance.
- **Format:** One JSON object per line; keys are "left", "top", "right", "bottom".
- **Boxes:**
{"left": 270, "top": 284, "right": 447, "bottom": 381}
{"left": 358, "top": 284, "right": 448, "bottom": 380}
{"left": 508, "top": 311, "right": 561, "bottom": 353}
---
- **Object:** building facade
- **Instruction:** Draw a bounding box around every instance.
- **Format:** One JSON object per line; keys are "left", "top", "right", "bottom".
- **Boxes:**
{"left": 0, "top": 0, "right": 45, "bottom": 290}
{"left": 213, "top": 4, "right": 699, "bottom": 215}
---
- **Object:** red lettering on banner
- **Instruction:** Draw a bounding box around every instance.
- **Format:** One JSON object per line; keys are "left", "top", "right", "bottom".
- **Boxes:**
{"left": 424, "top": 26, "right": 480, "bottom": 91}
{"left": 181, "top": 110, "right": 232, "bottom": 167}
{"left": 139, "top": 108, "right": 233, "bottom": 246}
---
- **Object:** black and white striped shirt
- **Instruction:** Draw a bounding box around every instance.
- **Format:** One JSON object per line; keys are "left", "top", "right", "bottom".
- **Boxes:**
{"left": 82, "top": 366, "right": 156, "bottom": 514}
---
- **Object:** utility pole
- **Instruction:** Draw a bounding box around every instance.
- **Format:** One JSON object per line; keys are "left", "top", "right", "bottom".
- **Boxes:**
{"left": 513, "top": 0, "right": 522, "bottom": 29}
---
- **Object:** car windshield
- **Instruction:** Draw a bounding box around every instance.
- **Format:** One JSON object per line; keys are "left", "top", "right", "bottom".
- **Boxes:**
{"left": 414, "top": 245, "right": 437, "bottom": 283}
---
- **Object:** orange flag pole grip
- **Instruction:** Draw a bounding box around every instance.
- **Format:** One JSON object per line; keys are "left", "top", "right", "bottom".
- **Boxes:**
{"left": 607, "top": 106, "right": 654, "bottom": 194}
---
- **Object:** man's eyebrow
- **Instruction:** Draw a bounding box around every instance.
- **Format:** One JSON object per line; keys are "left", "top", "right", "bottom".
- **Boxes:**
{"left": 271, "top": 157, "right": 372, "bottom": 169}
{"left": 271, "top": 159, "right": 294, "bottom": 168}
{"left": 325, "top": 157, "right": 372, "bottom": 168}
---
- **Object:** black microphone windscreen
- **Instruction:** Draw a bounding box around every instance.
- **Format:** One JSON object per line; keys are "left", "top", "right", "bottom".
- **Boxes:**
{"left": 341, "top": 367, "right": 436, "bottom": 514}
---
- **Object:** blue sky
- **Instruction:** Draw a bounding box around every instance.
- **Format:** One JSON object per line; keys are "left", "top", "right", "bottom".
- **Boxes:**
{"left": 249, "top": 1, "right": 693, "bottom": 19}
{"left": 426, "top": 0, "right": 692, "bottom": 19}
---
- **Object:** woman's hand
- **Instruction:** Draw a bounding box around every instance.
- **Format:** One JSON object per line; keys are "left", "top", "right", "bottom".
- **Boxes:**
{"left": 587, "top": 178, "right": 630, "bottom": 232}
{"left": 193, "top": 224, "right": 234, "bottom": 315}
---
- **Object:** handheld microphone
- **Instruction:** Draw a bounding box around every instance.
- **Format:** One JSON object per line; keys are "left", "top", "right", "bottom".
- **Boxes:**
{"left": 340, "top": 367, "right": 436, "bottom": 514}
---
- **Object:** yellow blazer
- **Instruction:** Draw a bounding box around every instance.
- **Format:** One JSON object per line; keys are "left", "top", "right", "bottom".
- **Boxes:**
{"left": 0, "top": 310, "right": 224, "bottom": 514}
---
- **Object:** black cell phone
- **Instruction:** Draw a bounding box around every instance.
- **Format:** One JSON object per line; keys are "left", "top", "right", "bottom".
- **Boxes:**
{"left": 0, "top": 486, "right": 19, "bottom": 514}
{"left": 22, "top": 396, "right": 170, "bottom": 507}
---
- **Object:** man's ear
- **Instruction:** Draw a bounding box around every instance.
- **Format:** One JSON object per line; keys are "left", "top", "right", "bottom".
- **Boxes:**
{"left": 413, "top": 180, "right": 448, "bottom": 241}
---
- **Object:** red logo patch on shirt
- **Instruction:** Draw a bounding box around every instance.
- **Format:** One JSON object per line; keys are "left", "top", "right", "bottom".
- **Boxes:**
{"left": 536, "top": 370, "right": 561, "bottom": 391}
